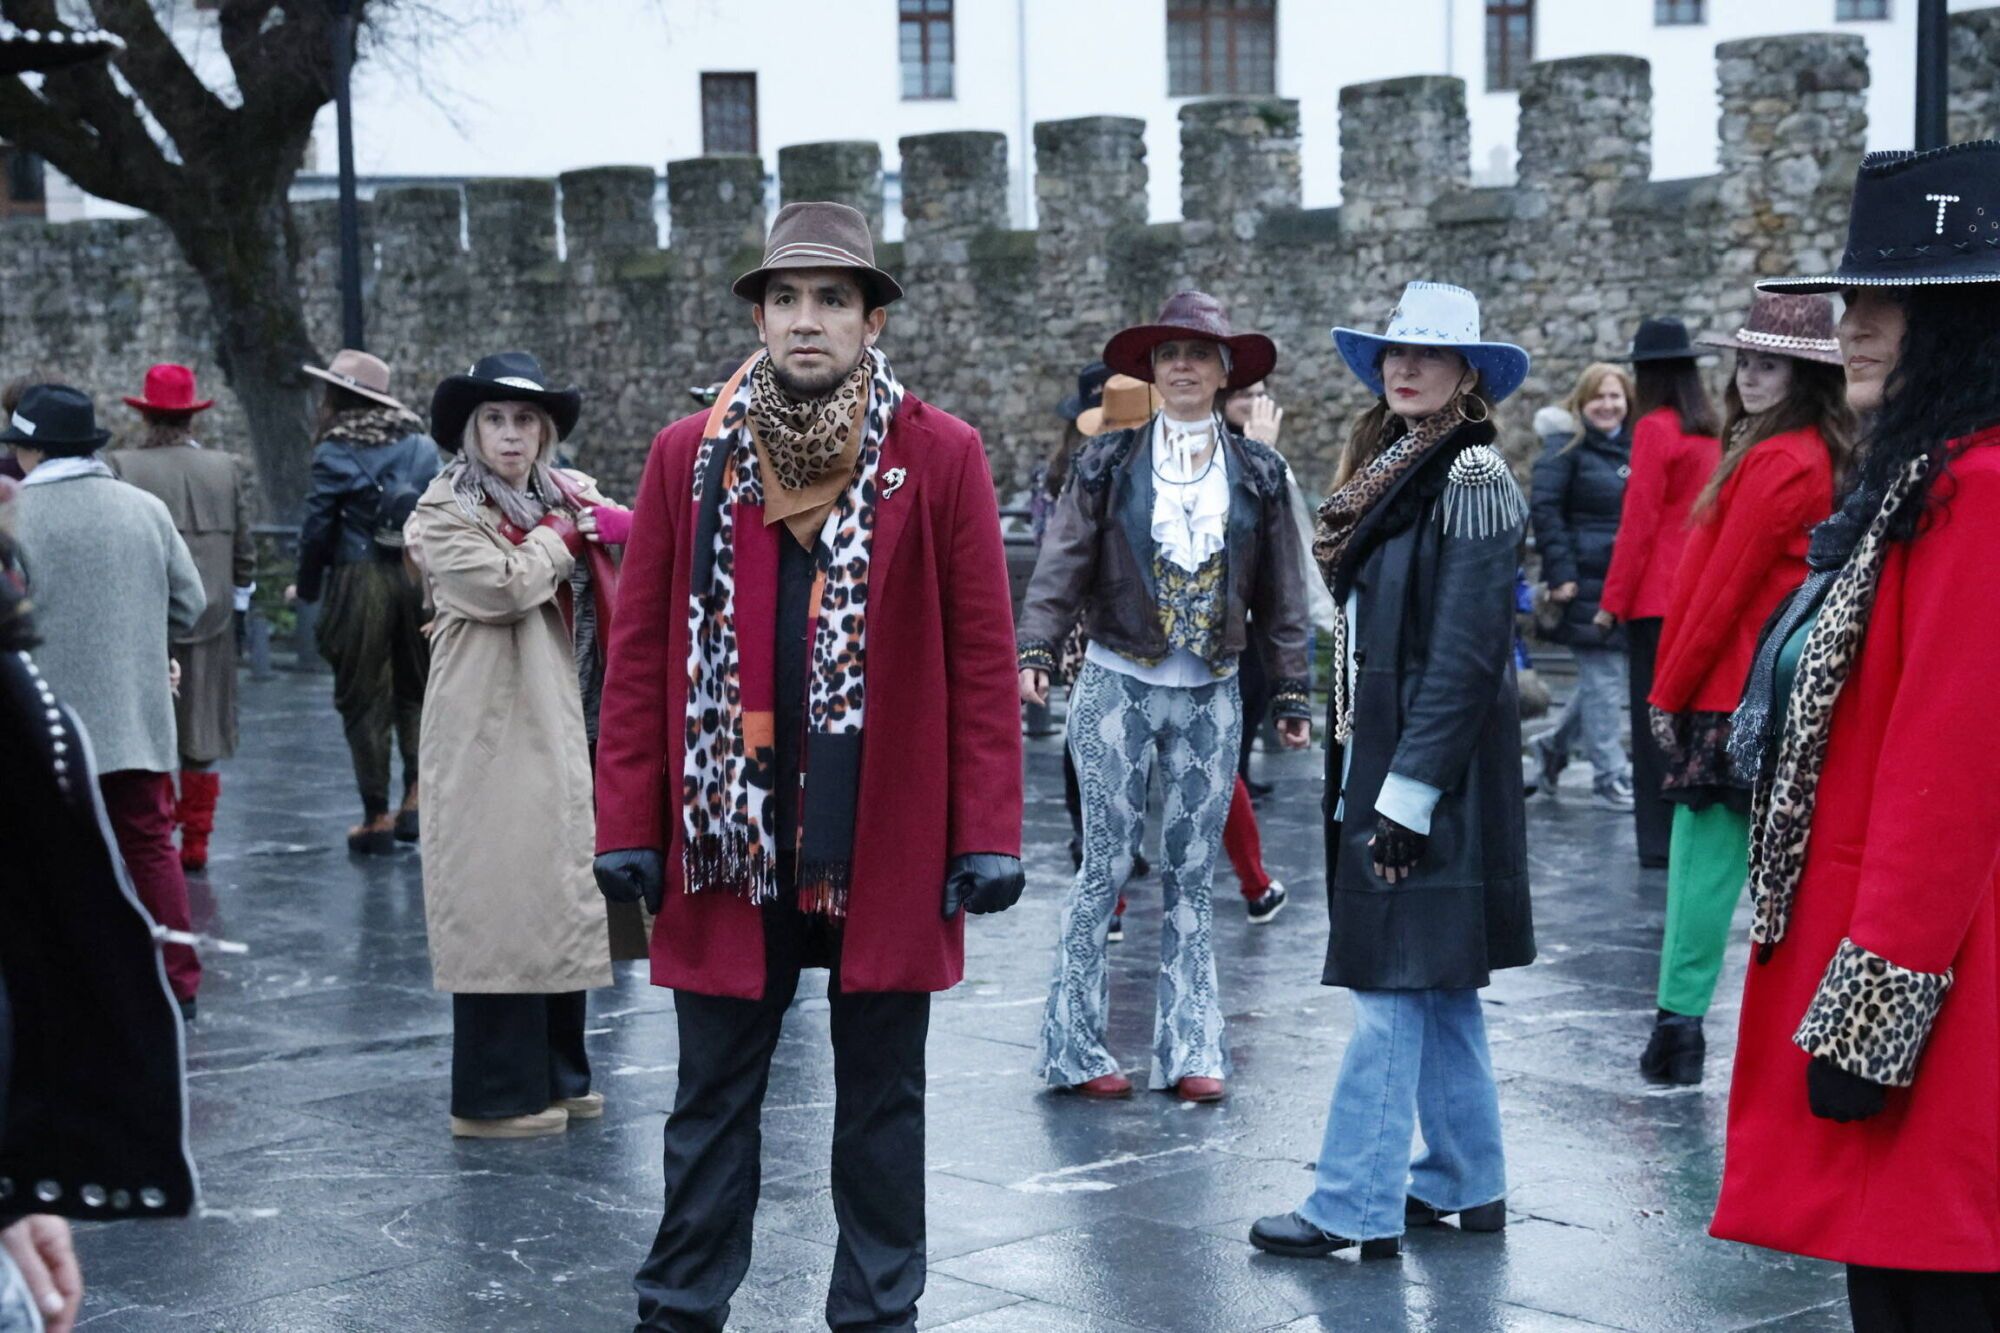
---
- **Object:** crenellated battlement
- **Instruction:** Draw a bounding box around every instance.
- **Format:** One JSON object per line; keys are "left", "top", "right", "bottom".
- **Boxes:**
{"left": 1, "top": 16, "right": 1993, "bottom": 508}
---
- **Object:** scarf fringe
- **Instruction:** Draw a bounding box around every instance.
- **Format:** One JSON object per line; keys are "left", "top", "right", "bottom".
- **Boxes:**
{"left": 795, "top": 861, "right": 851, "bottom": 922}
{"left": 682, "top": 834, "right": 782, "bottom": 905}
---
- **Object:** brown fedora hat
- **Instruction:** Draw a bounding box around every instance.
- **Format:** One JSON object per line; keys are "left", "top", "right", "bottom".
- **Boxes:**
{"left": 1697, "top": 292, "right": 1843, "bottom": 366}
{"left": 301, "top": 349, "right": 410, "bottom": 413}
{"left": 1102, "top": 291, "right": 1276, "bottom": 391}
{"left": 1076, "top": 375, "right": 1161, "bottom": 437}
{"left": 732, "top": 201, "right": 903, "bottom": 307}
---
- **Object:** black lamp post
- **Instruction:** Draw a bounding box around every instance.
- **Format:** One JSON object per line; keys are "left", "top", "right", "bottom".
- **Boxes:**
{"left": 331, "top": 0, "right": 365, "bottom": 349}
{"left": 1915, "top": 0, "right": 1949, "bottom": 151}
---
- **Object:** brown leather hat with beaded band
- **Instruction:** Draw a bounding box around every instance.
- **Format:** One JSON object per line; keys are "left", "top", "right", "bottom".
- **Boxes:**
{"left": 1760, "top": 140, "right": 2000, "bottom": 293}
{"left": 1698, "top": 292, "right": 1844, "bottom": 366}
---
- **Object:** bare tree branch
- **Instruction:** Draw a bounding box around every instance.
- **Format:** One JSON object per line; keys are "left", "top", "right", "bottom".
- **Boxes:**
{"left": 85, "top": 0, "right": 230, "bottom": 160}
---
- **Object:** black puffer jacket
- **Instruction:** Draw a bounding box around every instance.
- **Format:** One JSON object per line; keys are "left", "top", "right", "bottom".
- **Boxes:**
{"left": 1321, "top": 422, "right": 1534, "bottom": 991}
{"left": 1530, "top": 422, "right": 1631, "bottom": 650}
{"left": 295, "top": 426, "right": 439, "bottom": 601}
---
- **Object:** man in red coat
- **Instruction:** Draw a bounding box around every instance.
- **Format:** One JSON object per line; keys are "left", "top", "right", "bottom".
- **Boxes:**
{"left": 591, "top": 201, "right": 1024, "bottom": 1333}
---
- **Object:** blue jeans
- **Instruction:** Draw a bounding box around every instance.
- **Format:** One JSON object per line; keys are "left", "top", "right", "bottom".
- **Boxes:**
{"left": 1544, "top": 644, "right": 1630, "bottom": 793}
{"left": 1299, "top": 987, "right": 1507, "bottom": 1241}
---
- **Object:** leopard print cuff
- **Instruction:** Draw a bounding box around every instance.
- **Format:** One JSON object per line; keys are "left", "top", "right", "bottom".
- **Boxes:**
{"left": 1018, "top": 640, "right": 1057, "bottom": 674}
{"left": 1792, "top": 937, "right": 1952, "bottom": 1088}
{"left": 1271, "top": 678, "right": 1312, "bottom": 721}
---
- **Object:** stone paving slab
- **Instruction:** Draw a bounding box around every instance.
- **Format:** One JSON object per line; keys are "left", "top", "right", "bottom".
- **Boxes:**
{"left": 65, "top": 673, "right": 1849, "bottom": 1331}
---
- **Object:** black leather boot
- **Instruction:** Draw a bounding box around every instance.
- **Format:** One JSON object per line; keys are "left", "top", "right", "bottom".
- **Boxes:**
{"left": 1639, "top": 1011, "right": 1706, "bottom": 1085}
{"left": 1249, "top": 1212, "right": 1400, "bottom": 1260}
{"left": 1405, "top": 1196, "right": 1507, "bottom": 1231}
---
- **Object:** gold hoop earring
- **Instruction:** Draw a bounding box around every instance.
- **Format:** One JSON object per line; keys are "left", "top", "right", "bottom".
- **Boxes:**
{"left": 1455, "top": 393, "right": 1490, "bottom": 425}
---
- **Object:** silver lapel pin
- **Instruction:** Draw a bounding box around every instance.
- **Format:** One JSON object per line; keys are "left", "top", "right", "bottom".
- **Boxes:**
{"left": 882, "top": 466, "right": 908, "bottom": 499}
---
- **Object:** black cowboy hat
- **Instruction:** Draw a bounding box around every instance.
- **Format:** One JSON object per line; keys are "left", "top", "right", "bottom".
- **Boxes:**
{"left": 0, "top": 384, "right": 112, "bottom": 456}
{"left": 429, "top": 352, "right": 582, "bottom": 454}
{"left": 0, "top": 21, "right": 123, "bottom": 76}
{"left": 1615, "top": 316, "right": 1714, "bottom": 364}
{"left": 1761, "top": 141, "right": 2000, "bottom": 293}
{"left": 1056, "top": 361, "right": 1111, "bottom": 421}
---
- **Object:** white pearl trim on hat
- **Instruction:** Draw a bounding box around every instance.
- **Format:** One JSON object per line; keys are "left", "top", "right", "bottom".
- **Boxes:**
{"left": 1733, "top": 329, "right": 1841, "bottom": 353}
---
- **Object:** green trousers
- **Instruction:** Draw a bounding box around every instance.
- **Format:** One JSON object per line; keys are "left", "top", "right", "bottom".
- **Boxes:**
{"left": 1655, "top": 803, "right": 1752, "bottom": 1016}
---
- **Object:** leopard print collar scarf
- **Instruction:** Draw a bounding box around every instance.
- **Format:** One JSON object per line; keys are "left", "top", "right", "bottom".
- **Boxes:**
{"left": 682, "top": 348, "right": 904, "bottom": 919}
{"left": 1746, "top": 452, "right": 1932, "bottom": 951}
{"left": 1312, "top": 407, "right": 1461, "bottom": 745}
{"left": 746, "top": 354, "right": 869, "bottom": 491}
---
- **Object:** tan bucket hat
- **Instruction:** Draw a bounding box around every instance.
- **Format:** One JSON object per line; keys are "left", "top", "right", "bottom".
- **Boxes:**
{"left": 732, "top": 201, "right": 903, "bottom": 307}
{"left": 301, "top": 349, "right": 410, "bottom": 413}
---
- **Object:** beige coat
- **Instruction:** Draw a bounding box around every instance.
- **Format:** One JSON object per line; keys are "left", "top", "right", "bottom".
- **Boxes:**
{"left": 407, "top": 469, "right": 612, "bottom": 994}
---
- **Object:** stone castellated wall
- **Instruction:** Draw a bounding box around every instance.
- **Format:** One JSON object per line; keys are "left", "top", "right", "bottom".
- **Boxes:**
{"left": 3, "top": 15, "right": 1997, "bottom": 514}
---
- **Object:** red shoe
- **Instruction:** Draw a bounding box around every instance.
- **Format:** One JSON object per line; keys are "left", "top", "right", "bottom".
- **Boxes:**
{"left": 177, "top": 769, "right": 221, "bottom": 872}
{"left": 1071, "top": 1073, "right": 1133, "bottom": 1099}
{"left": 1175, "top": 1077, "right": 1225, "bottom": 1103}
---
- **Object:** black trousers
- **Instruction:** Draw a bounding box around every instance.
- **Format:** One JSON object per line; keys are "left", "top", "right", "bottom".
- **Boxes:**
{"left": 1623, "top": 617, "right": 1673, "bottom": 866}
{"left": 635, "top": 908, "right": 931, "bottom": 1333}
{"left": 449, "top": 992, "right": 590, "bottom": 1119}
{"left": 1848, "top": 1264, "right": 2000, "bottom": 1332}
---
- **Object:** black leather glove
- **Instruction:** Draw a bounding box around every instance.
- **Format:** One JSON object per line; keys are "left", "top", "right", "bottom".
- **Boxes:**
{"left": 1370, "top": 814, "right": 1427, "bottom": 882}
{"left": 942, "top": 853, "right": 1025, "bottom": 919}
{"left": 1806, "top": 1056, "right": 1888, "bottom": 1123}
{"left": 594, "top": 848, "right": 665, "bottom": 915}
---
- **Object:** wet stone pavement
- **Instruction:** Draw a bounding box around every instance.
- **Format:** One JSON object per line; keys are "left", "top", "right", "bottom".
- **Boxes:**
{"left": 73, "top": 671, "right": 1850, "bottom": 1332}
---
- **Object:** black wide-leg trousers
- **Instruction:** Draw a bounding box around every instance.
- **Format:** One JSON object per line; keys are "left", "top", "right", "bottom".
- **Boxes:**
{"left": 634, "top": 909, "right": 931, "bottom": 1333}
{"left": 450, "top": 991, "right": 590, "bottom": 1119}
{"left": 1847, "top": 1263, "right": 2000, "bottom": 1331}
{"left": 1624, "top": 616, "right": 1673, "bottom": 866}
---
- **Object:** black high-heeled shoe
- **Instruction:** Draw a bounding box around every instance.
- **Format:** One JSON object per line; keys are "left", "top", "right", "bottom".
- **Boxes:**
{"left": 1249, "top": 1212, "right": 1400, "bottom": 1260}
{"left": 1406, "top": 1196, "right": 1507, "bottom": 1231}
{"left": 1640, "top": 1011, "right": 1706, "bottom": 1085}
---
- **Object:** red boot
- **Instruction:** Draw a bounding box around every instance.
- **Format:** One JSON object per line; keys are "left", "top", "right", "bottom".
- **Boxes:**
{"left": 177, "top": 769, "right": 221, "bottom": 872}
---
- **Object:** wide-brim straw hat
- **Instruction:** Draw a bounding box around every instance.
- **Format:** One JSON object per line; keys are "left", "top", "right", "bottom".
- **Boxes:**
{"left": 732, "top": 201, "right": 903, "bottom": 307}
{"left": 1698, "top": 292, "right": 1843, "bottom": 365}
{"left": 1103, "top": 291, "right": 1276, "bottom": 392}
{"left": 1332, "top": 281, "right": 1529, "bottom": 404}
{"left": 430, "top": 351, "right": 582, "bottom": 454}
{"left": 1077, "top": 375, "right": 1162, "bottom": 437}
{"left": 302, "top": 349, "right": 410, "bottom": 413}
{"left": 1761, "top": 141, "right": 2000, "bottom": 294}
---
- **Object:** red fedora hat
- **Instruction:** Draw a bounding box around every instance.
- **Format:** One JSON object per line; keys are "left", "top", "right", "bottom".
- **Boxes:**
{"left": 1102, "top": 291, "right": 1276, "bottom": 391}
{"left": 123, "top": 363, "right": 214, "bottom": 414}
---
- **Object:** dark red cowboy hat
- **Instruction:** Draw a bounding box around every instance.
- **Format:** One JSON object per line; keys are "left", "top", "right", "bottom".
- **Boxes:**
{"left": 123, "top": 363, "right": 214, "bottom": 414}
{"left": 1102, "top": 291, "right": 1277, "bottom": 391}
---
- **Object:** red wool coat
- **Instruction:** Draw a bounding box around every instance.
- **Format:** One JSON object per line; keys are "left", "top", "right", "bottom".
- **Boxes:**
{"left": 593, "top": 395, "right": 1024, "bottom": 999}
{"left": 1649, "top": 427, "right": 1833, "bottom": 715}
{"left": 1711, "top": 432, "right": 2000, "bottom": 1270}
{"left": 1599, "top": 407, "right": 1721, "bottom": 623}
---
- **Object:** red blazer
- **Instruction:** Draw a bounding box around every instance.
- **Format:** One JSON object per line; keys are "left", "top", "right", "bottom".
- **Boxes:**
{"left": 593, "top": 396, "right": 1024, "bottom": 999}
{"left": 1599, "top": 407, "right": 1721, "bottom": 622}
{"left": 1712, "top": 432, "right": 2000, "bottom": 1269}
{"left": 1649, "top": 426, "right": 1834, "bottom": 715}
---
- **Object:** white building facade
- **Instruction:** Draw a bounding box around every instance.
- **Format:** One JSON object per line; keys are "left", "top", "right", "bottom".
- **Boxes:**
{"left": 46, "top": 1, "right": 1981, "bottom": 229}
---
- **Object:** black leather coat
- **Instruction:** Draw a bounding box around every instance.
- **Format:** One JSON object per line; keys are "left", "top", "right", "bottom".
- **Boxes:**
{"left": 0, "top": 647, "right": 195, "bottom": 1223}
{"left": 295, "top": 432, "right": 440, "bottom": 601}
{"left": 1322, "top": 423, "right": 1535, "bottom": 991}
{"left": 1530, "top": 424, "right": 1631, "bottom": 650}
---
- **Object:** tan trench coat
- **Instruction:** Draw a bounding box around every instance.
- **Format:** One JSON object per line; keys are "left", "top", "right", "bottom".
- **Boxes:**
{"left": 407, "top": 470, "right": 613, "bottom": 994}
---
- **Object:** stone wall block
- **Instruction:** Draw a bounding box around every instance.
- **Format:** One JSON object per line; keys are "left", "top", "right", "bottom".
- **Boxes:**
{"left": 1034, "top": 117, "right": 1147, "bottom": 244}
{"left": 1517, "top": 56, "right": 1651, "bottom": 224}
{"left": 899, "top": 131, "right": 1009, "bottom": 247}
{"left": 1339, "top": 76, "right": 1467, "bottom": 233}
{"left": 1950, "top": 8, "right": 2000, "bottom": 143}
{"left": 778, "top": 141, "right": 885, "bottom": 244}
{"left": 465, "top": 178, "right": 557, "bottom": 269}
{"left": 372, "top": 186, "right": 463, "bottom": 280}
{"left": 1178, "top": 99, "right": 1300, "bottom": 242}
{"left": 561, "top": 166, "right": 659, "bottom": 258}
{"left": 666, "top": 155, "right": 767, "bottom": 252}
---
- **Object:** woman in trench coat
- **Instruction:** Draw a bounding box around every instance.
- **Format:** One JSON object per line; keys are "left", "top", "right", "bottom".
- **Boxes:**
{"left": 407, "top": 352, "right": 630, "bottom": 1140}
{"left": 1252, "top": 281, "right": 1533, "bottom": 1261}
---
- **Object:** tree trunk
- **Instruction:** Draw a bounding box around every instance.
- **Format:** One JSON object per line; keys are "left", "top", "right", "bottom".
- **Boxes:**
{"left": 168, "top": 192, "right": 321, "bottom": 524}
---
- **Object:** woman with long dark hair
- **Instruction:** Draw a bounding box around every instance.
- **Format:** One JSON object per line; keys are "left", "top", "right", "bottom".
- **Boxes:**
{"left": 1710, "top": 144, "right": 2000, "bottom": 1331}
{"left": 1252, "top": 282, "right": 1532, "bottom": 1260}
{"left": 1530, "top": 362, "right": 1637, "bottom": 809}
{"left": 1636, "top": 292, "right": 1852, "bottom": 1086}
{"left": 1598, "top": 320, "right": 1720, "bottom": 866}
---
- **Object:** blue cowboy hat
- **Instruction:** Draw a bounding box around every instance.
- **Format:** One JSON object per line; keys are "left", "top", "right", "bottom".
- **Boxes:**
{"left": 1332, "top": 281, "right": 1530, "bottom": 404}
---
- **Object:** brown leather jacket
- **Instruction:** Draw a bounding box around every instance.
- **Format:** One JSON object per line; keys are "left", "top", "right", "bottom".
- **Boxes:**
{"left": 1017, "top": 421, "right": 1313, "bottom": 718}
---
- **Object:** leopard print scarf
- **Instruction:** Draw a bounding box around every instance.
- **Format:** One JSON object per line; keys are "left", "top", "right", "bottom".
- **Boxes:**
{"left": 1746, "top": 453, "right": 1933, "bottom": 950}
{"left": 746, "top": 355, "right": 869, "bottom": 491}
{"left": 682, "top": 348, "right": 903, "bottom": 918}
{"left": 1312, "top": 408, "right": 1462, "bottom": 744}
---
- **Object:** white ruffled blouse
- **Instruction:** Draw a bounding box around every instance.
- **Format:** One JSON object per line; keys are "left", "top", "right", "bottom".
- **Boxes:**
{"left": 1149, "top": 413, "right": 1230, "bottom": 574}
